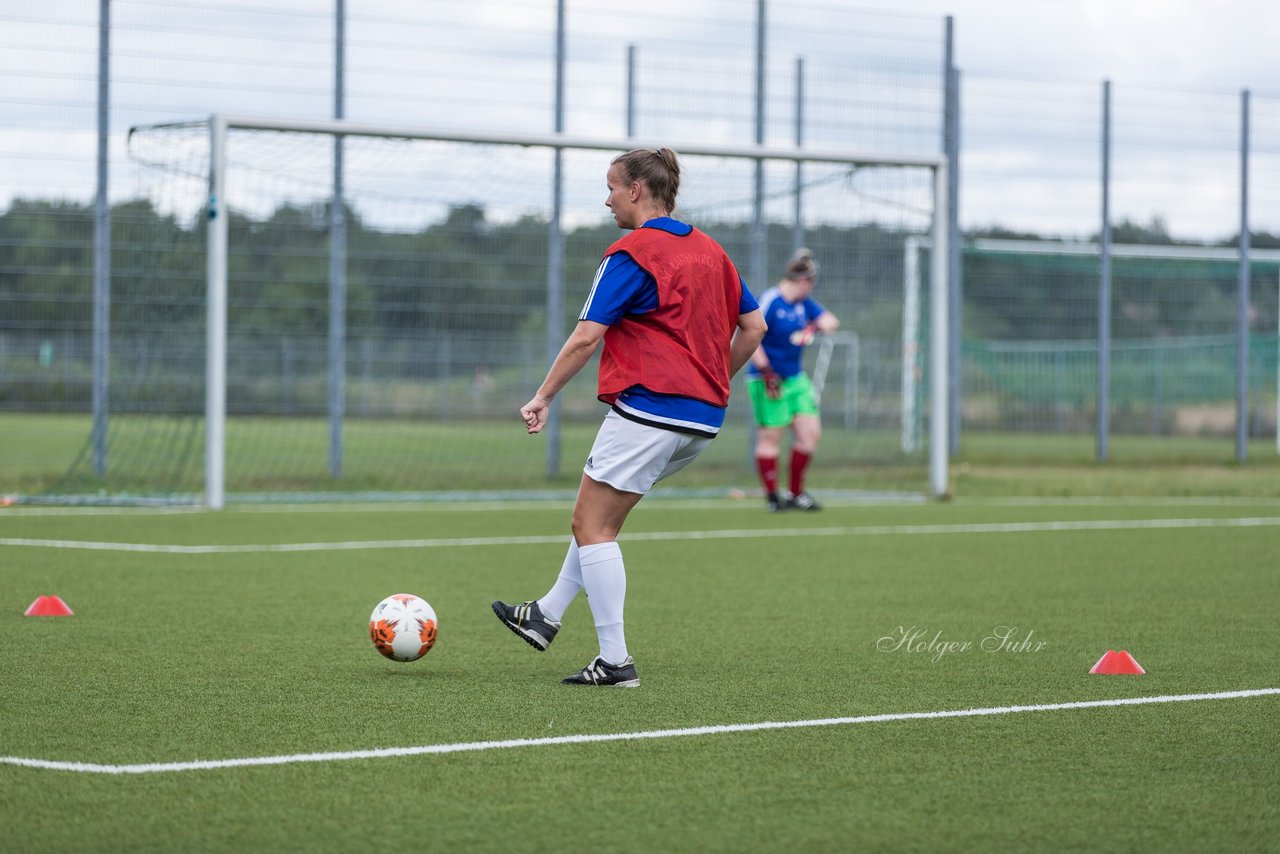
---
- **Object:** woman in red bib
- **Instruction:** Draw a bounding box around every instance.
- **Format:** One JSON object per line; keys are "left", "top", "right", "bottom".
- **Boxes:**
{"left": 493, "top": 148, "right": 767, "bottom": 687}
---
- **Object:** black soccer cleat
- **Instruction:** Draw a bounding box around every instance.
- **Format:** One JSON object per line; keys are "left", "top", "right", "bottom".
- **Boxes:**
{"left": 788, "top": 491, "right": 822, "bottom": 511}
{"left": 765, "top": 492, "right": 789, "bottom": 512}
{"left": 561, "top": 656, "right": 640, "bottom": 688}
{"left": 492, "top": 599, "right": 560, "bottom": 651}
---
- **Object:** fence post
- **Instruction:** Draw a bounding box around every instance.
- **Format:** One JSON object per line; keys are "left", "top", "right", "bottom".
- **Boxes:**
{"left": 943, "top": 16, "right": 962, "bottom": 457}
{"left": 92, "top": 0, "right": 111, "bottom": 476}
{"left": 626, "top": 44, "right": 636, "bottom": 138}
{"left": 750, "top": 0, "right": 767, "bottom": 289}
{"left": 329, "top": 0, "right": 347, "bottom": 479}
{"left": 746, "top": 0, "right": 768, "bottom": 471}
{"left": 546, "top": 0, "right": 567, "bottom": 478}
{"left": 901, "top": 237, "right": 922, "bottom": 453}
{"left": 1236, "top": 88, "right": 1251, "bottom": 463}
{"left": 205, "top": 115, "right": 228, "bottom": 510}
{"left": 930, "top": 161, "right": 950, "bottom": 498}
{"left": 793, "top": 55, "right": 805, "bottom": 251}
{"left": 1097, "top": 80, "right": 1112, "bottom": 463}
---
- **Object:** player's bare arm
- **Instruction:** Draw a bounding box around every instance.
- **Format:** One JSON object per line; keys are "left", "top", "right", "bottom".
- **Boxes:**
{"left": 520, "top": 320, "right": 609, "bottom": 433}
{"left": 730, "top": 309, "right": 768, "bottom": 378}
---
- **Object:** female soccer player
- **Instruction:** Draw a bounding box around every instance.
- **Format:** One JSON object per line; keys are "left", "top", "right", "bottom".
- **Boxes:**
{"left": 747, "top": 247, "right": 840, "bottom": 511}
{"left": 493, "top": 148, "right": 767, "bottom": 687}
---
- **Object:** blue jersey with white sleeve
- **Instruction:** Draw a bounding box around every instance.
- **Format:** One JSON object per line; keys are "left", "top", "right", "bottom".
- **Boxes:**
{"left": 580, "top": 217, "right": 759, "bottom": 436}
{"left": 746, "top": 286, "right": 827, "bottom": 380}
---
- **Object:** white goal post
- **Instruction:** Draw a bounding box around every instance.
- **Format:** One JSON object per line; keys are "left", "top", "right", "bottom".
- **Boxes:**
{"left": 157, "top": 114, "right": 951, "bottom": 507}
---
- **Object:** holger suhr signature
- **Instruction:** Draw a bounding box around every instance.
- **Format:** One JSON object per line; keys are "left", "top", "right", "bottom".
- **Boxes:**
{"left": 876, "top": 625, "right": 1048, "bottom": 663}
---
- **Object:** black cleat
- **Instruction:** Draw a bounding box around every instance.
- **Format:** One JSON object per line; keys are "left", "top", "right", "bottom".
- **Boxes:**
{"left": 561, "top": 656, "right": 640, "bottom": 687}
{"left": 788, "top": 491, "right": 822, "bottom": 511}
{"left": 492, "top": 600, "right": 560, "bottom": 651}
{"left": 766, "top": 492, "right": 789, "bottom": 512}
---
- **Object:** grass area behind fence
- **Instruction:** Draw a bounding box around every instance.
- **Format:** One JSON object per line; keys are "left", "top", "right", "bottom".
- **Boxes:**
{"left": 2, "top": 411, "right": 1279, "bottom": 500}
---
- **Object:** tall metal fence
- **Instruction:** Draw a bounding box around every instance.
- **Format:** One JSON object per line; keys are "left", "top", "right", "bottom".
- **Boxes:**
{"left": 1, "top": 0, "right": 1277, "bottom": 499}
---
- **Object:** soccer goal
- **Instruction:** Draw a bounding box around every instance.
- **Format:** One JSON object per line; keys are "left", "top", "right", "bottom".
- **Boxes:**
{"left": 957, "top": 239, "right": 1280, "bottom": 443}
{"left": 61, "top": 115, "right": 949, "bottom": 507}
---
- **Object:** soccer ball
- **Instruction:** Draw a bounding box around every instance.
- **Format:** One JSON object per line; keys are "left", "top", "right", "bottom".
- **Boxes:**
{"left": 369, "top": 594, "right": 438, "bottom": 662}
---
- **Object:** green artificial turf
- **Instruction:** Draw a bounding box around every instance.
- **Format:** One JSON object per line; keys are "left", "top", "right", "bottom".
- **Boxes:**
{"left": 1, "top": 498, "right": 1278, "bottom": 851}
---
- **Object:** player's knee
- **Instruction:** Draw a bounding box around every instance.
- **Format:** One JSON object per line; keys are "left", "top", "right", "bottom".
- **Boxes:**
{"left": 572, "top": 524, "right": 616, "bottom": 546}
{"left": 570, "top": 510, "right": 589, "bottom": 542}
{"left": 571, "top": 511, "right": 610, "bottom": 545}
{"left": 755, "top": 429, "right": 783, "bottom": 455}
{"left": 793, "top": 433, "right": 819, "bottom": 453}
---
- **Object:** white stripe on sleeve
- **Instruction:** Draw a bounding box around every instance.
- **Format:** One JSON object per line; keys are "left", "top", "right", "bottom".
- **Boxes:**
{"left": 579, "top": 256, "right": 612, "bottom": 320}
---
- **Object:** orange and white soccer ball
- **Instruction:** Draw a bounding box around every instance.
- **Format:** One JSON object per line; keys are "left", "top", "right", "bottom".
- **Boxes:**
{"left": 369, "top": 594, "right": 438, "bottom": 662}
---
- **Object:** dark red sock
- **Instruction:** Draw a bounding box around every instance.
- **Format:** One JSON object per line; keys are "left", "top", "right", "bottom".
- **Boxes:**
{"left": 755, "top": 456, "right": 779, "bottom": 495}
{"left": 789, "top": 450, "right": 812, "bottom": 495}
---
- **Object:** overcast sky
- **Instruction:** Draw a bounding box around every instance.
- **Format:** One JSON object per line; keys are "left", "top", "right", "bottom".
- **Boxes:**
{"left": 881, "top": 0, "right": 1278, "bottom": 238}
{"left": 1, "top": 0, "right": 1276, "bottom": 239}
{"left": 892, "top": 0, "right": 1277, "bottom": 92}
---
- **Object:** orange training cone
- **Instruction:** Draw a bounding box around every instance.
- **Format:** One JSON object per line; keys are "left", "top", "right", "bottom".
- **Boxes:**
{"left": 24, "top": 595, "right": 74, "bottom": 617}
{"left": 1089, "top": 649, "right": 1145, "bottom": 675}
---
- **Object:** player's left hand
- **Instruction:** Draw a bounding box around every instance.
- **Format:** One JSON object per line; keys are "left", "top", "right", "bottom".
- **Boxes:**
{"left": 761, "top": 369, "right": 783, "bottom": 400}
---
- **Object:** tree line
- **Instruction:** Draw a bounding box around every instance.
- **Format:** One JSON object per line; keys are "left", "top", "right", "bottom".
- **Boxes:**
{"left": 1, "top": 198, "right": 1276, "bottom": 347}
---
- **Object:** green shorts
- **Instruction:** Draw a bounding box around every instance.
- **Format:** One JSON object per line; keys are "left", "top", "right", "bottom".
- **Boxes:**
{"left": 748, "top": 373, "right": 819, "bottom": 428}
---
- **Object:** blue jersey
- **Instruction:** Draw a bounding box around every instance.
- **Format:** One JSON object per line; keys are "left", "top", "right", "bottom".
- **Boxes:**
{"left": 580, "top": 217, "right": 759, "bottom": 436}
{"left": 746, "top": 286, "right": 827, "bottom": 380}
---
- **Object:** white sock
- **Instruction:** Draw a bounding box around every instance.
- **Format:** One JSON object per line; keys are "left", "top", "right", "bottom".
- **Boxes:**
{"left": 578, "top": 540, "right": 628, "bottom": 664}
{"left": 536, "top": 538, "right": 581, "bottom": 623}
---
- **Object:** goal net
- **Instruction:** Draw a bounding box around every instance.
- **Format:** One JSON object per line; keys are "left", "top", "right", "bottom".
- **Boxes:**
{"left": 958, "top": 240, "right": 1280, "bottom": 438}
{"left": 49, "top": 117, "right": 947, "bottom": 505}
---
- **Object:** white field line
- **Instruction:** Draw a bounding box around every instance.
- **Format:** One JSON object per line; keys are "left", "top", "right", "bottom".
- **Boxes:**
{"left": 0, "top": 506, "right": 206, "bottom": 518}
{"left": 1, "top": 515, "right": 1279, "bottom": 554}
{"left": 4, "top": 496, "right": 1279, "bottom": 518}
{"left": 3, "top": 688, "right": 1276, "bottom": 776}
{"left": 228, "top": 496, "right": 1280, "bottom": 512}
{"left": 968, "top": 496, "right": 1280, "bottom": 507}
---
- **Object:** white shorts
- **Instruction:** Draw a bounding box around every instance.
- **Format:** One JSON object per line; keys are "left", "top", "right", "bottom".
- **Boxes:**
{"left": 583, "top": 410, "right": 712, "bottom": 495}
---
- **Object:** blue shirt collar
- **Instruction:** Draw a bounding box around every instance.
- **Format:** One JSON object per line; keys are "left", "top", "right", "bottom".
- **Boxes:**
{"left": 640, "top": 216, "right": 693, "bottom": 236}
